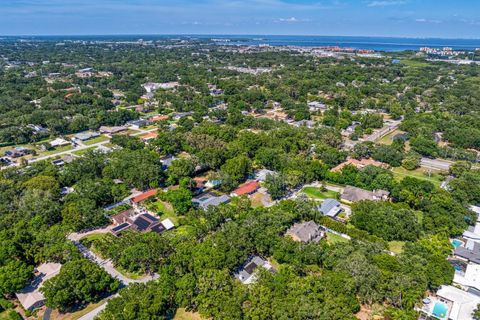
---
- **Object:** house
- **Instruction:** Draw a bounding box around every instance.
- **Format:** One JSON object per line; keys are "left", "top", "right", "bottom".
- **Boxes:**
{"left": 149, "top": 115, "right": 169, "bottom": 122}
{"left": 291, "top": 120, "right": 316, "bottom": 128}
{"left": 417, "top": 285, "right": 480, "bottom": 320}
{"left": 193, "top": 177, "right": 208, "bottom": 191}
{"left": 392, "top": 132, "right": 408, "bottom": 142}
{"left": 15, "top": 263, "right": 62, "bottom": 311}
{"left": 454, "top": 242, "right": 480, "bottom": 265}
{"left": 27, "top": 124, "right": 49, "bottom": 134}
{"left": 235, "top": 256, "right": 275, "bottom": 285}
{"left": 131, "top": 189, "right": 157, "bottom": 205}
{"left": 231, "top": 181, "right": 260, "bottom": 197}
{"left": 454, "top": 263, "right": 480, "bottom": 293}
{"left": 160, "top": 155, "right": 177, "bottom": 169}
{"left": 5, "top": 147, "right": 33, "bottom": 158}
{"left": 331, "top": 158, "right": 389, "bottom": 172}
{"left": 51, "top": 155, "right": 76, "bottom": 166}
{"left": 319, "top": 199, "right": 343, "bottom": 218}
{"left": 111, "top": 213, "right": 174, "bottom": 236}
{"left": 135, "top": 105, "right": 152, "bottom": 113}
{"left": 129, "top": 119, "right": 150, "bottom": 129}
{"left": 143, "top": 82, "right": 179, "bottom": 93}
{"left": 205, "top": 179, "right": 222, "bottom": 189}
{"left": 172, "top": 112, "right": 194, "bottom": 120}
{"left": 308, "top": 101, "right": 327, "bottom": 112}
{"left": 95, "top": 145, "right": 112, "bottom": 154}
{"left": 49, "top": 138, "right": 70, "bottom": 148}
{"left": 255, "top": 169, "right": 277, "bottom": 182}
{"left": 74, "top": 131, "right": 100, "bottom": 141}
{"left": 140, "top": 132, "right": 158, "bottom": 142}
{"left": 285, "top": 221, "right": 324, "bottom": 243}
{"left": 99, "top": 126, "right": 127, "bottom": 134}
{"left": 111, "top": 208, "right": 136, "bottom": 225}
{"left": 192, "top": 193, "right": 230, "bottom": 210}
{"left": 340, "top": 186, "right": 390, "bottom": 203}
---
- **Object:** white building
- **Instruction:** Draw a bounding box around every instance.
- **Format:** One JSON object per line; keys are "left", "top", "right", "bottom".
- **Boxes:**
{"left": 418, "top": 285, "right": 480, "bottom": 320}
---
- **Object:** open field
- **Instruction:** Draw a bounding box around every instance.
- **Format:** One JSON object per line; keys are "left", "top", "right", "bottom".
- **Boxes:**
{"left": 391, "top": 166, "right": 443, "bottom": 187}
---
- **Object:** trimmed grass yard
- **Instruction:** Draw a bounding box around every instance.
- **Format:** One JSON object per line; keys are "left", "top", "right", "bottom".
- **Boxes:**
{"left": 174, "top": 308, "right": 203, "bottom": 320}
{"left": 389, "top": 241, "right": 405, "bottom": 254}
{"left": 377, "top": 129, "right": 404, "bottom": 145}
{"left": 391, "top": 167, "right": 443, "bottom": 187}
{"left": 72, "top": 146, "right": 96, "bottom": 156}
{"left": 83, "top": 135, "right": 109, "bottom": 145}
{"left": 37, "top": 144, "right": 74, "bottom": 157}
{"left": 302, "top": 187, "right": 338, "bottom": 200}
{"left": 326, "top": 232, "right": 349, "bottom": 244}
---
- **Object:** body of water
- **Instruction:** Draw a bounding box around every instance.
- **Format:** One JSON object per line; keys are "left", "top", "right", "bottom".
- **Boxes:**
{"left": 4, "top": 34, "right": 480, "bottom": 52}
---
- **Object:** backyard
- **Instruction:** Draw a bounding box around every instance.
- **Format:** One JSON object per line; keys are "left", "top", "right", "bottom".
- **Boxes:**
{"left": 302, "top": 187, "right": 339, "bottom": 200}
{"left": 391, "top": 167, "right": 444, "bottom": 187}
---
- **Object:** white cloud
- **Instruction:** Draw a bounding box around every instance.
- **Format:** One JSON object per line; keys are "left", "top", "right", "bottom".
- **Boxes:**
{"left": 415, "top": 18, "right": 442, "bottom": 24}
{"left": 367, "top": 1, "right": 406, "bottom": 7}
{"left": 278, "top": 17, "right": 298, "bottom": 22}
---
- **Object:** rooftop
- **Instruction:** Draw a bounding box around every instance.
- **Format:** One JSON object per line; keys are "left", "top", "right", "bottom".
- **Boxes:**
{"left": 232, "top": 180, "right": 260, "bottom": 197}
{"left": 131, "top": 189, "right": 157, "bottom": 204}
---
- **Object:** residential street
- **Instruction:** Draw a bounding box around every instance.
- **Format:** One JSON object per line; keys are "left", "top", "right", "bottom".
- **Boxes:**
{"left": 420, "top": 157, "right": 453, "bottom": 171}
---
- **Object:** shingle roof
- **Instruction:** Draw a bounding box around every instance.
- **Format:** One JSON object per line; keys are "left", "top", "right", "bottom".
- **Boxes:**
{"left": 232, "top": 181, "right": 260, "bottom": 196}
{"left": 319, "top": 198, "right": 342, "bottom": 217}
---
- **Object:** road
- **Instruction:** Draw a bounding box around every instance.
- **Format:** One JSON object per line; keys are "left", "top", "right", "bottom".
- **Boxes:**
{"left": 77, "top": 294, "right": 119, "bottom": 320}
{"left": 420, "top": 157, "right": 453, "bottom": 171}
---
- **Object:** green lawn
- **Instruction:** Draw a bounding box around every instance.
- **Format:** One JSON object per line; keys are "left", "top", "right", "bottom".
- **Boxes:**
{"left": 326, "top": 232, "right": 349, "bottom": 244}
{"left": 400, "top": 59, "right": 431, "bottom": 68}
{"left": 302, "top": 187, "right": 338, "bottom": 200}
{"left": 389, "top": 241, "right": 405, "bottom": 254}
{"left": 37, "top": 144, "right": 74, "bottom": 157}
{"left": 83, "top": 135, "right": 109, "bottom": 145}
{"left": 391, "top": 167, "right": 443, "bottom": 187}
{"left": 72, "top": 146, "right": 96, "bottom": 156}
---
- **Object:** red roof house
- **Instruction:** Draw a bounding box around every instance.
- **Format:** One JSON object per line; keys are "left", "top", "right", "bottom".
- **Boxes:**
{"left": 231, "top": 181, "right": 260, "bottom": 197}
{"left": 131, "top": 189, "right": 158, "bottom": 204}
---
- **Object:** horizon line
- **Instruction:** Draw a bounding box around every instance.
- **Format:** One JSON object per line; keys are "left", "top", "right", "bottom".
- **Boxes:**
{"left": 1, "top": 33, "right": 480, "bottom": 41}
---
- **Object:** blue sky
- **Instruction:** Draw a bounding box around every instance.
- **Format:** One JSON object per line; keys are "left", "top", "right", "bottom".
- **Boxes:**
{"left": 1, "top": 0, "right": 480, "bottom": 38}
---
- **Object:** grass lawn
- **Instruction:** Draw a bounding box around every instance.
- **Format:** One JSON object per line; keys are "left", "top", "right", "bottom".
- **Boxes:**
{"left": 391, "top": 166, "right": 443, "bottom": 187}
{"left": 389, "top": 241, "right": 405, "bottom": 254}
{"left": 52, "top": 299, "right": 109, "bottom": 320}
{"left": 377, "top": 129, "right": 405, "bottom": 145}
{"left": 72, "top": 146, "right": 96, "bottom": 156}
{"left": 37, "top": 144, "right": 74, "bottom": 157}
{"left": 83, "top": 135, "right": 109, "bottom": 145}
{"left": 401, "top": 59, "right": 431, "bottom": 68}
{"left": 326, "top": 232, "right": 349, "bottom": 244}
{"left": 174, "top": 308, "right": 203, "bottom": 320}
{"left": 302, "top": 187, "right": 338, "bottom": 200}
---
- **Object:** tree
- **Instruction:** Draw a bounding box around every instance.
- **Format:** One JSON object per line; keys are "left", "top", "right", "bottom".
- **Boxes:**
{"left": 449, "top": 161, "right": 472, "bottom": 177}
{"left": 166, "top": 159, "right": 196, "bottom": 185}
{"left": 42, "top": 259, "right": 120, "bottom": 310}
{"left": 402, "top": 155, "right": 421, "bottom": 170}
{"left": 219, "top": 155, "right": 253, "bottom": 187}
{"left": 97, "top": 281, "right": 176, "bottom": 320}
{"left": 0, "top": 260, "right": 33, "bottom": 296}
{"left": 159, "top": 188, "right": 192, "bottom": 214}
{"left": 264, "top": 173, "right": 287, "bottom": 200}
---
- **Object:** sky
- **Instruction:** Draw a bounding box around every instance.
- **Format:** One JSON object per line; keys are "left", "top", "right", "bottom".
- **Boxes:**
{"left": 1, "top": 0, "right": 480, "bottom": 38}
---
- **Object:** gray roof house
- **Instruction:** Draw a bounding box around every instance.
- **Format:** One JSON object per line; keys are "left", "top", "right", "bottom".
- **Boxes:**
{"left": 319, "top": 199, "right": 343, "bottom": 218}
{"left": 74, "top": 131, "right": 100, "bottom": 141}
{"left": 16, "top": 263, "right": 62, "bottom": 311}
{"left": 341, "top": 186, "right": 389, "bottom": 203}
{"left": 192, "top": 193, "right": 230, "bottom": 210}
{"left": 455, "top": 242, "right": 480, "bottom": 265}
{"left": 255, "top": 169, "right": 276, "bottom": 182}
{"left": 235, "top": 256, "right": 275, "bottom": 284}
{"left": 285, "top": 221, "right": 324, "bottom": 243}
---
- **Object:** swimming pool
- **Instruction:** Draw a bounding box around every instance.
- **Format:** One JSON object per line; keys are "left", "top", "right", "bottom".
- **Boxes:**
{"left": 432, "top": 302, "right": 449, "bottom": 319}
{"left": 451, "top": 239, "right": 463, "bottom": 248}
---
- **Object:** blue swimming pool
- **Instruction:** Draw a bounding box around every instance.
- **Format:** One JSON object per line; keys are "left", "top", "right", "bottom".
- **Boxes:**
{"left": 432, "top": 302, "right": 449, "bottom": 319}
{"left": 451, "top": 239, "right": 463, "bottom": 248}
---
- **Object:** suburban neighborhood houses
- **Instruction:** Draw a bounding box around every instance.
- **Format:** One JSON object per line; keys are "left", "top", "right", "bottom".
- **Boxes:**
{"left": 2, "top": 34, "right": 480, "bottom": 320}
